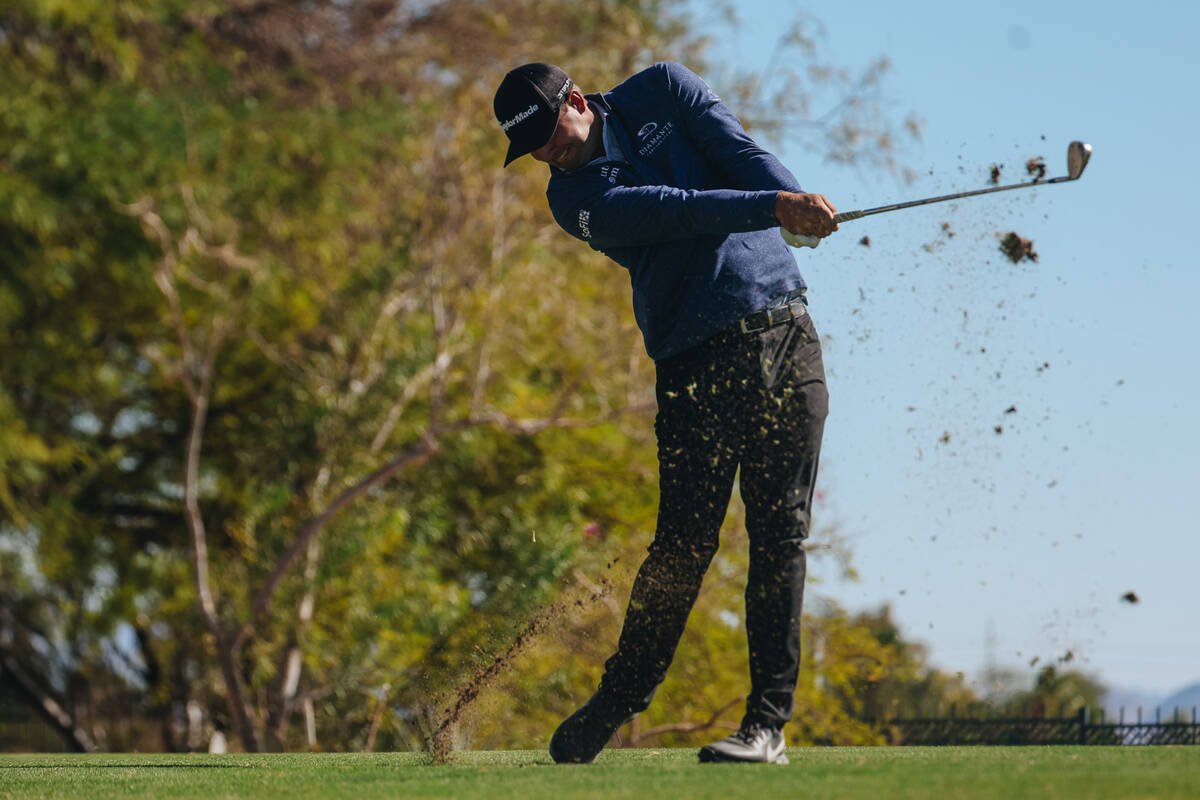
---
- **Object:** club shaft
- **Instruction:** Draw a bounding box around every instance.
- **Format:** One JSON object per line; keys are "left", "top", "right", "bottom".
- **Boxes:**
{"left": 834, "top": 175, "right": 1072, "bottom": 222}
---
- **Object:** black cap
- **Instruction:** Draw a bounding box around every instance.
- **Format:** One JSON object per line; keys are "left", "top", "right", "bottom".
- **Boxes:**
{"left": 493, "top": 63, "right": 573, "bottom": 167}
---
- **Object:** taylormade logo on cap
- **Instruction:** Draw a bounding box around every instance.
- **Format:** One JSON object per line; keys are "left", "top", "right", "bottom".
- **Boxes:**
{"left": 494, "top": 62, "right": 573, "bottom": 167}
{"left": 502, "top": 104, "right": 540, "bottom": 132}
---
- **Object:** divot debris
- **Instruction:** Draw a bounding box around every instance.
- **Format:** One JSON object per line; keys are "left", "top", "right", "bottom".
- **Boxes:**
{"left": 1025, "top": 156, "right": 1047, "bottom": 181}
{"left": 999, "top": 232, "right": 1038, "bottom": 263}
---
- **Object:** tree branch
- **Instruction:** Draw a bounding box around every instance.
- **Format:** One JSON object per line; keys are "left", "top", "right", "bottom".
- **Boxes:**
{"left": 181, "top": 319, "right": 227, "bottom": 633}
{"left": 624, "top": 695, "right": 746, "bottom": 746}
{"left": 238, "top": 431, "right": 449, "bottom": 642}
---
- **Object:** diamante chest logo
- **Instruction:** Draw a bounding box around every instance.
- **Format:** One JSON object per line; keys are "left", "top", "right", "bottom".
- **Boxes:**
{"left": 501, "top": 104, "right": 539, "bottom": 132}
{"left": 637, "top": 121, "right": 674, "bottom": 157}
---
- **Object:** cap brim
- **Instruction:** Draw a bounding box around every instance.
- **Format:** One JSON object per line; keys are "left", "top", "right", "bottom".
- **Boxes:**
{"left": 501, "top": 111, "right": 560, "bottom": 167}
{"left": 503, "top": 140, "right": 527, "bottom": 167}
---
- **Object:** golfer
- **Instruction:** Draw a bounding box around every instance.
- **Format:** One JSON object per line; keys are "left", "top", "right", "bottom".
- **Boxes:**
{"left": 494, "top": 61, "right": 836, "bottom": 764}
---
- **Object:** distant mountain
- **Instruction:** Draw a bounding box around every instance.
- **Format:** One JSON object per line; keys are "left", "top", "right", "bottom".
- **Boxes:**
{"left": 1103, "top": 685, "right": 1160, "bottom": 717}
{"left": 1160, "top": 682, "right": 1200, "bottom": 715}
{"left": 1103, "top": 681, "right": 1200, "bottom": 721}
{"left": 1099, "top": 686, "right": 1156, "bottom": 724}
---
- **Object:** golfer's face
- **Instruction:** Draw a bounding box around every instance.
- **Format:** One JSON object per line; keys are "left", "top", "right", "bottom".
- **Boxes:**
{"left": 531, "top": 102, "right": 589, "bottom": 171}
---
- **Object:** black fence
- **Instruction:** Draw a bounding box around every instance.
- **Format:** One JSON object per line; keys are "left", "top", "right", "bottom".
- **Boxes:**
{"left": 0, "top": 680, "right": 158, "bottom": 753}
{"left": 886, "top": 707, "right": 1200, "bottom": 746}
{"left": 0, "top": 696, "right": 69, "bottom": 753}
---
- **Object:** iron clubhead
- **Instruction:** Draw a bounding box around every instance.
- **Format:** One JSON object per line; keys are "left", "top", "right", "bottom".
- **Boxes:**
{"left": 1067, "top": 141, "right": 1092, "bottom": 180}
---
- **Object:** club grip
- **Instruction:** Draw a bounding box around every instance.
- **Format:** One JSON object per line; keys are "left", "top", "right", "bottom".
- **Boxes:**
{"left": 781, "top": 229, "right": 820, "bottom": 249}
{"left": 782, "top": 226, "right": 820, "bottom": 248}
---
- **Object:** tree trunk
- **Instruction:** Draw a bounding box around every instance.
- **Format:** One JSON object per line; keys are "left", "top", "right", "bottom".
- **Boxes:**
{"left": 265, "top": 535, "right": 321, "bottom": 746}
{"left": 215, "top": 632, "right": 264, "bottom": 752}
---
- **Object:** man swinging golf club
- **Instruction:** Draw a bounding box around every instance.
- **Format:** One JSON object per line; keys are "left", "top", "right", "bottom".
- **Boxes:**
{"left": 494, "top": 61, "right": 838, "bottom": 764}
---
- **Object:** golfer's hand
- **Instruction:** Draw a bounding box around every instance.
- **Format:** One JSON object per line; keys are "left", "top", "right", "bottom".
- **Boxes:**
{"left": 775, "top": 192, "right": 838, "bottom": 238}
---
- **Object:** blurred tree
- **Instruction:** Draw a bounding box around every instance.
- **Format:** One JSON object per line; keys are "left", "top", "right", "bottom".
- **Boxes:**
{"left": 1, "top": 0, "right": 663, "bottom": 752}
{"left": 991, "top": 664, "right": 1107, "bottom": 719}
{"left": 1, "top": 0, "right": 921, "bottom": 753}
{"left": 846, "top": 604, "right": 978, "bottom": 722}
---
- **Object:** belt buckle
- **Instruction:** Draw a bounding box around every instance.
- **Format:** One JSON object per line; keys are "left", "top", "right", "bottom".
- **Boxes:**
{"left": 739, "top": 317, "right": 760, "bottom": 334}
{"left": 739, "top": 295, "right": 806, "bottom": 335}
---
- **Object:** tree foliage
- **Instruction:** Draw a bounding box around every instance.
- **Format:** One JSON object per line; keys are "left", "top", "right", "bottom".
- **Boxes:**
{"left": 980, "top": 662, "right": 1108, "bottom": 719}
{"left": 2, "top": 0, "right": 924, "bottom": 753}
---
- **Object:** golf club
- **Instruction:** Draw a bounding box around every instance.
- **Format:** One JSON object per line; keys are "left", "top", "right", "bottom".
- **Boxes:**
{"left": 782, "top": 140, "right": 1092, "bottom": 248}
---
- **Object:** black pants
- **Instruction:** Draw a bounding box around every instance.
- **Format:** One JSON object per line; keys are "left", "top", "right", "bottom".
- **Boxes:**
{"left": 599, "top": 294, "right": 829, "bottom": 729}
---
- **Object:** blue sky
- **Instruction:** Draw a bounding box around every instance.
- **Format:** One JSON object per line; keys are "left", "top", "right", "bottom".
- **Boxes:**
{"left": 699, "top": 0, "right": 1200, "bottom": 698}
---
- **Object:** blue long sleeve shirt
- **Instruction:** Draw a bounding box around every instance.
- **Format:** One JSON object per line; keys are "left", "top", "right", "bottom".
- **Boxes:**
{"left": 545, "top": 61, "right": 807, "bottom": 360}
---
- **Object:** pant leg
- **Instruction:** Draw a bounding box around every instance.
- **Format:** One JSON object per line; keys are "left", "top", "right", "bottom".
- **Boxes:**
{"left": 598, "top": 348, "right": 744, "bottom": 710}
{"left": 737, "top": 307, "right": 829, "bottom": 728}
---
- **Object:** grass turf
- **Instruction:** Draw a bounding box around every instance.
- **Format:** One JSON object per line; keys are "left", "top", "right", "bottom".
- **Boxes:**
{"left": 2, "top": 747, "right": 1197, "bottom": 799}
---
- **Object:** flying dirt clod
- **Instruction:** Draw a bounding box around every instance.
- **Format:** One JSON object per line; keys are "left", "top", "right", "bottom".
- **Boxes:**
{"left": 1000, "top": 232, "right": 1038, "bottom": 263}
{"left": 1025, "top": 156, "right": 1047, "bottom": 181}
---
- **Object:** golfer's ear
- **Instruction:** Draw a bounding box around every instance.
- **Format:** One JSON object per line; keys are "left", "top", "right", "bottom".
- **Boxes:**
{"left": 567, "top": 87, "right": 586, "bottom": 112}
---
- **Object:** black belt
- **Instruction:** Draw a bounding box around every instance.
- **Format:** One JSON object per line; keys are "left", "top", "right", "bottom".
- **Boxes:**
{"left": 738, "top": 288, "right": 807, "bottom": 334}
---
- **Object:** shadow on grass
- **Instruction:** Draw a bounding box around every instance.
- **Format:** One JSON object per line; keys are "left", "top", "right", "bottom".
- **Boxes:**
{"left": 0, "top": 763, "right": 250, "bottom": 769}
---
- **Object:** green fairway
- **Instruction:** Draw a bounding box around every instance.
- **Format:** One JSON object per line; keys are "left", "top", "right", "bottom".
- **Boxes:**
{"left": 1, "top": 747, "right": 1197, "bottom": 800}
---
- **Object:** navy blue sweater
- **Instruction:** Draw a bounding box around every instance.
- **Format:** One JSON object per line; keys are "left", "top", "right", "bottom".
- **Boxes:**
{"left": 546, "top": 62, "right": 807, "bottom": 360}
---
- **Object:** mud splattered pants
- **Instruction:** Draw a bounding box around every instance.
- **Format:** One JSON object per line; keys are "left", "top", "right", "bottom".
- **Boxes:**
{"left": 599, "top": 291, "right": 829, "bottom": 730}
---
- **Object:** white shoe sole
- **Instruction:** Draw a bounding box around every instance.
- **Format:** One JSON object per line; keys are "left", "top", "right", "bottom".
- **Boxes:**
{"left": 698, "top": 745, "right": 789, "bottom": 764}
